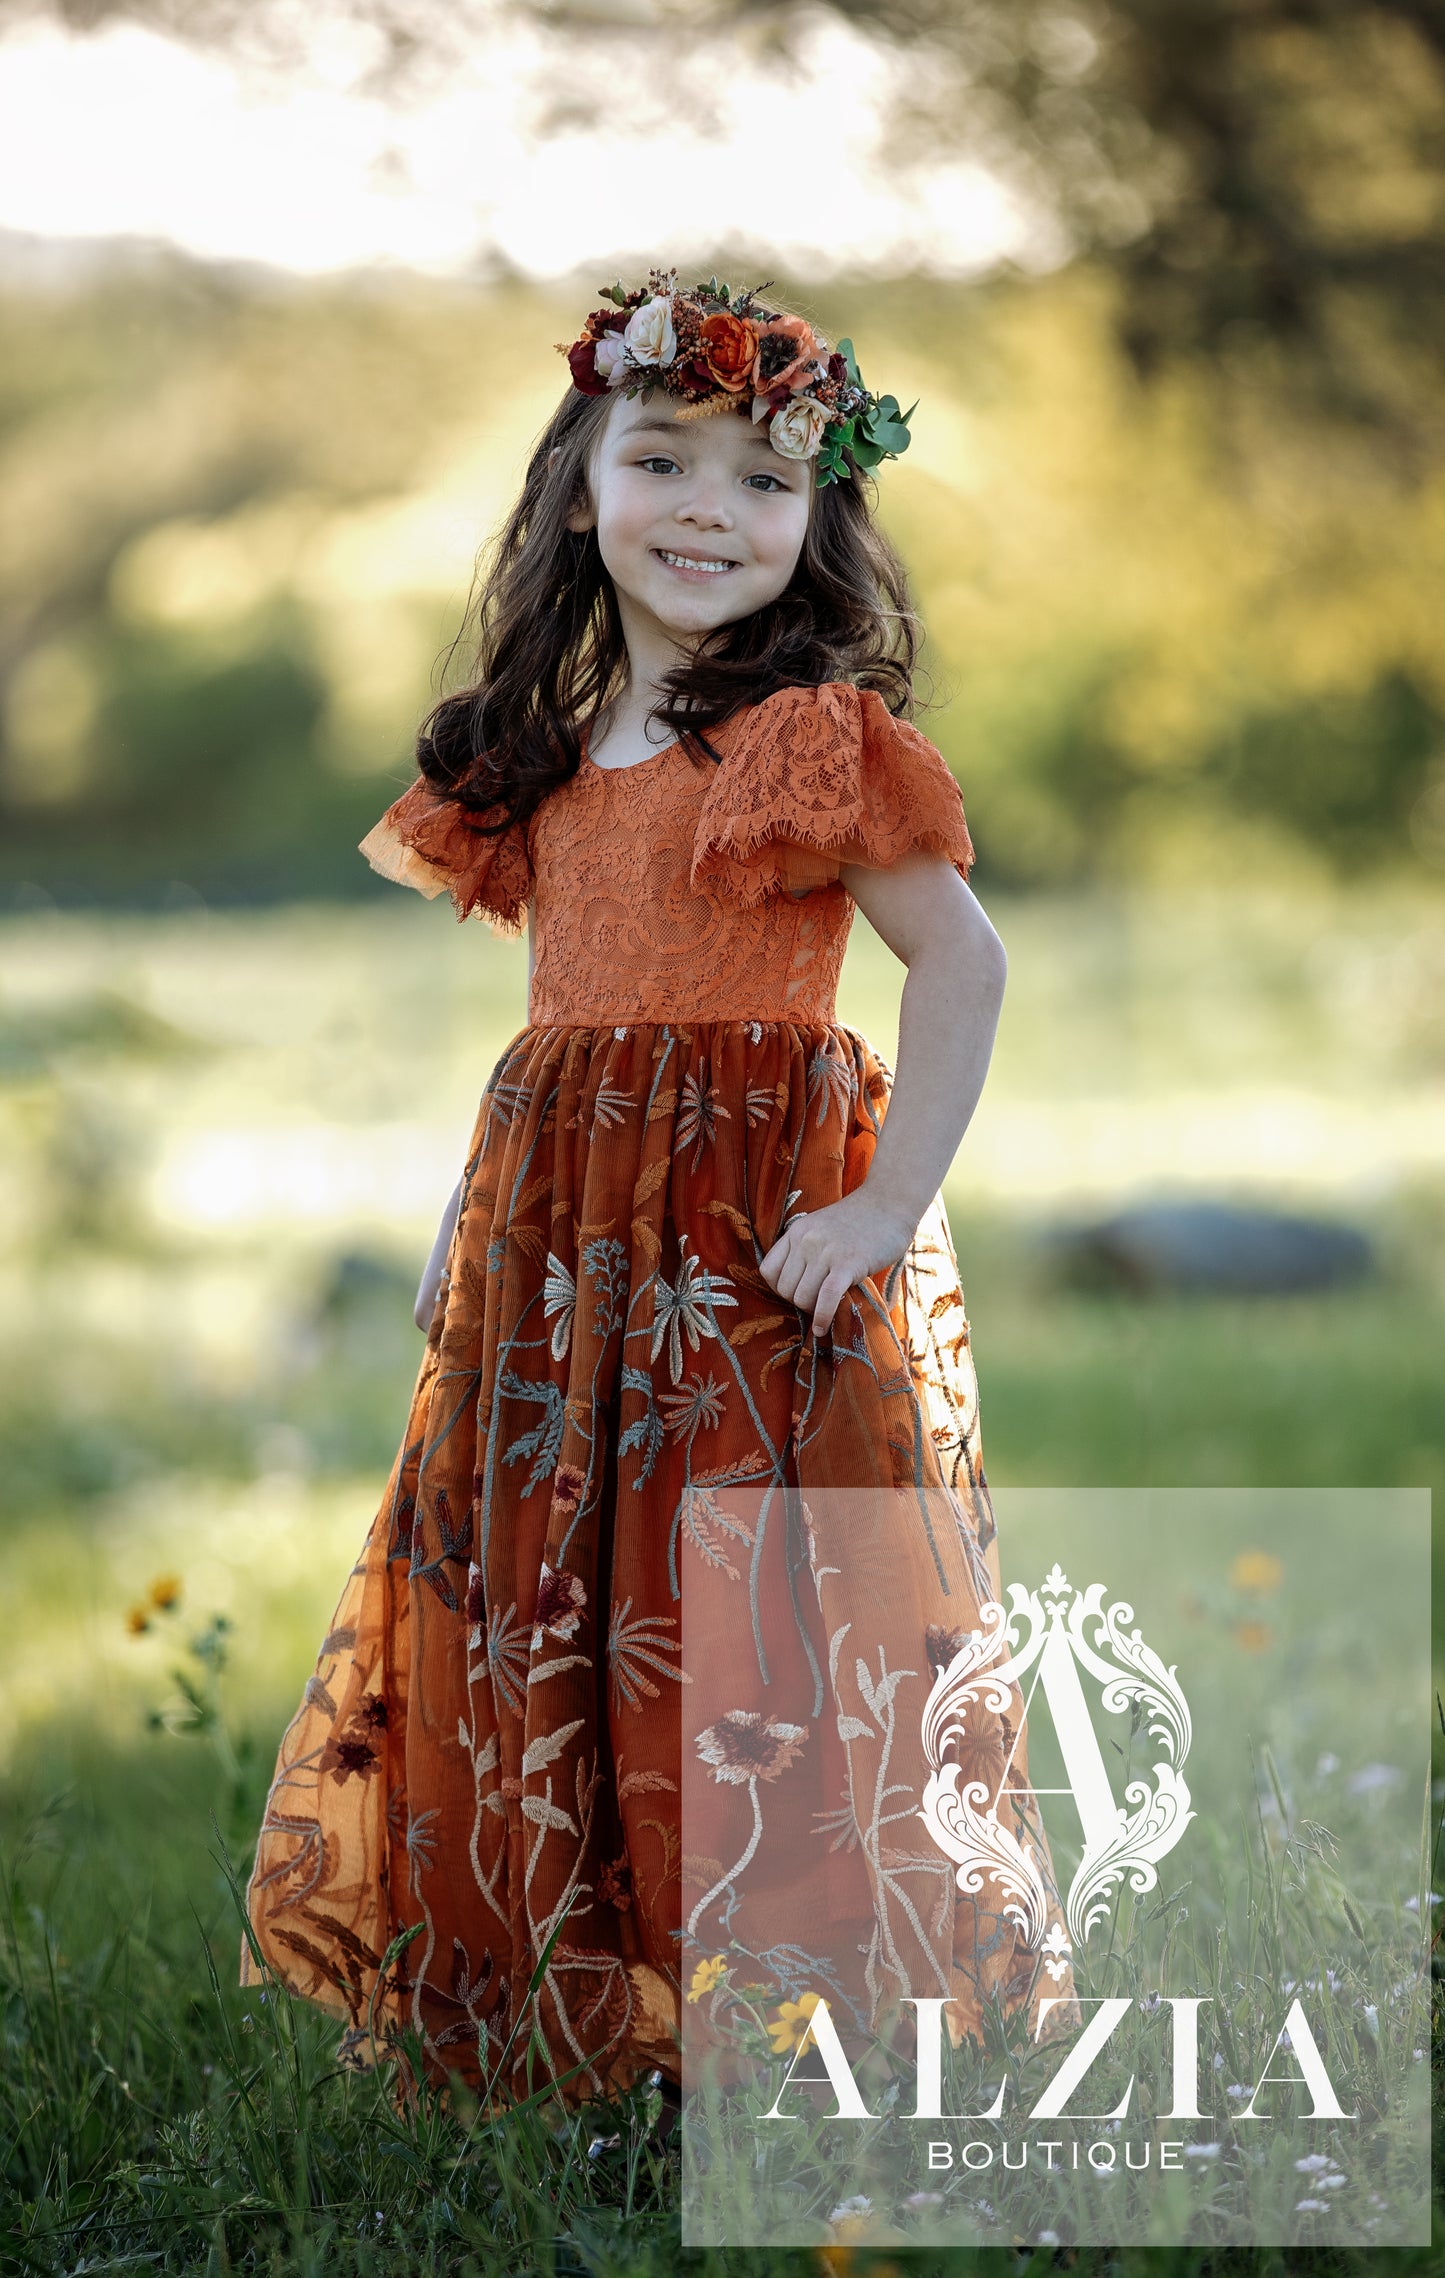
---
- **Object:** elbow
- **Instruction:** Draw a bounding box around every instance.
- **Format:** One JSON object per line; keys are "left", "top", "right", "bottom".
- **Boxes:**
{"left": 970, "top": 905, "right": 1007, "bottom": 1004}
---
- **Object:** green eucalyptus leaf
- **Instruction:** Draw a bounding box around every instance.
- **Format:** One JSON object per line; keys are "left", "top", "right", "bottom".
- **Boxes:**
{"left": 837, "top": 337, "right": 863, "bottom": 389}
{"left": 850, "top": 438, "right": 888, "bottom": 469}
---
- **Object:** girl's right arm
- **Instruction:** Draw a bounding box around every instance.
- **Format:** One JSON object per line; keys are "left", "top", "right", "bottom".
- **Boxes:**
{"left": 413, "top": 902, "right": 536, "bottom": 1332}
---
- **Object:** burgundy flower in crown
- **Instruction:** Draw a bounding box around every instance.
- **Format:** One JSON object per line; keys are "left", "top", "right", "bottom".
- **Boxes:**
{"left": 559, "top": 268, "right": 915, "bottom": 488}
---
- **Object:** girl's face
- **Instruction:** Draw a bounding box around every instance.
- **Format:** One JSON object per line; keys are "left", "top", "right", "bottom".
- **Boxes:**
{"left": 575, "top": 391, "right": 813, "bottom": 649}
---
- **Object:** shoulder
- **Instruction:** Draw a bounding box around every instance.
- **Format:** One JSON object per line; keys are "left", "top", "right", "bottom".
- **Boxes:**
{"left": 717, "top": 680, "right": 861, "bottom": 755}
{"left": 691, "top": 680, "right": 973, "bottom": 898}
{"left": 360, "top": 774, "right": 532, "bottom": 934}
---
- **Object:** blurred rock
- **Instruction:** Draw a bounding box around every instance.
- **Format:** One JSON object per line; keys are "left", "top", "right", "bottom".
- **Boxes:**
{"left": 1049, "top": 1202, "right": 1375, "bottom": 1297}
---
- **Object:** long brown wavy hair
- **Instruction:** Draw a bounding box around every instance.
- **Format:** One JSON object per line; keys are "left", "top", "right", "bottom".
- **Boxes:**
{"left": 415, "top": 382, "right": 920, "bottom": 837}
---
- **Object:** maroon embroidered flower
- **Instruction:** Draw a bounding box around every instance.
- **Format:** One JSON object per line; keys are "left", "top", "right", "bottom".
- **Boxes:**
{"left": 358, "top": 1692, "right": 388, "bottom": 1729}
{"left": 596, "top": 1853, "right": 633, "bottom": 1912}
{"left": 319, "top": 1731, "right": 379, "bottom": 1784}
{"left": 531, "top": 1562, "right": 586, "bottom": 1649}
{"left": 465, "top": 1565, "right": 486, "bottom": 1630}
{"left": 551, "top": 1464, "right": 587, "bottom": 1516}
{"left": 695, "top": 1710, "right": 808, "bottom": 1786}
{"left": 925, "top": 1624, "right": 969, "bottom": 1677}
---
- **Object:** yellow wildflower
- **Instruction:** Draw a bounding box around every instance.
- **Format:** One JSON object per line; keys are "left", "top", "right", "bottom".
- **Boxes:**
{"left": 1229, "top": 1550, "right": 1283, "bottom": 1595}
{"left": 124, "top": 1606, "right": 150, "bottom": 1636}
{"left": 147, "top": 1574, "right": 182, "bottom": 1610}
{"left": 1234, "top": 1620, "right": 1273, "bottom": 1653}
{"left": 768, "top": 1989, "right": 821, "bottom": 2055}
{"left": 686, "top": 1955, "right": 728, "bottom": 2006}
{"left": 825, "top": 2194, "right": 878, "bottom": 2243}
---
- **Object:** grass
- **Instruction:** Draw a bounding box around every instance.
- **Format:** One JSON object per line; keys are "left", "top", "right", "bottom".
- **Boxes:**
{"left": 1, "top": 885, "right": 1441, "bottom": 2270}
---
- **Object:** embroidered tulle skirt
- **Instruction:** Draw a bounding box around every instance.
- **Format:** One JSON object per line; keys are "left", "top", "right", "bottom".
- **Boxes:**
{"left": 243, "top": 1018, "right": 1068, "bottom": 2097}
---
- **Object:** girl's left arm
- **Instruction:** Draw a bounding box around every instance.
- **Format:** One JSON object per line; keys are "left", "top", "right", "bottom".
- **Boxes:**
{"left": 758, "top": 852, "right": 1006, "bottom": 1337}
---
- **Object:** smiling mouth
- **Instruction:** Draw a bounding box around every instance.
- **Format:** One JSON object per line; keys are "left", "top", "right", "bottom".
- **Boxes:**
{"left": 652, "top": 549, "right": 741, "bottom": 575}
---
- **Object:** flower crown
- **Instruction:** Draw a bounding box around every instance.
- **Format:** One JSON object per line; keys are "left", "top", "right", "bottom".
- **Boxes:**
{"left": 560, "top": 269, "right": 915, "bottom": 488}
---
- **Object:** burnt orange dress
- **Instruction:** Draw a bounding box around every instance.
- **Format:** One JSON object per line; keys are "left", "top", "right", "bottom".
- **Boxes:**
{"left": 243, "top": 682, "right": 1070, "bottom": 2098}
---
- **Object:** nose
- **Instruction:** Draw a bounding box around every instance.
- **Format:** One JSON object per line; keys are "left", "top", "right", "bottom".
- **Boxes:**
{"left": 674, "top": 471, "right": 734, "bottom": 532}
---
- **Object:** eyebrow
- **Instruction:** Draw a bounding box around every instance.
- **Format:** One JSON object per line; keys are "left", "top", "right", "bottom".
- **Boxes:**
{"left": 623, "top": 416, "right": 778, "bottom": 451}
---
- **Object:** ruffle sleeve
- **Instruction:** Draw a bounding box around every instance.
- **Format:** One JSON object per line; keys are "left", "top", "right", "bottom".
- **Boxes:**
{"left": 689, "top": 682, "right": 975, "bottom": 909}
{"left": 358, "top": 777, "right": 532, "bottom": 936}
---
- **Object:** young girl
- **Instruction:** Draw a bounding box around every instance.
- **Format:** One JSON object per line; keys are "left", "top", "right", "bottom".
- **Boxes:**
{"left": 244, "top": 273, "right": 1070, "bottom": 2102}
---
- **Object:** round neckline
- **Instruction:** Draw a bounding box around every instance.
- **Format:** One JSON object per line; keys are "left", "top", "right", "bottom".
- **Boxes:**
{"left": 584, "top": 735, "right": 682, "bottom": 776}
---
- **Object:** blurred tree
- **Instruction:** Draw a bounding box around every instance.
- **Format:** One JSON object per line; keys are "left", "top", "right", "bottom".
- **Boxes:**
{"left": 10, "top": 0, "right": 1444, "bottom": 433}
{"left": 717, "top": 0, "right": 1445, "bottom": 439}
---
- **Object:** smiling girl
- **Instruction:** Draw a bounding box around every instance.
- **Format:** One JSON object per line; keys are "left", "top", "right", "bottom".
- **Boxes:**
{"left": 243, "top": 272, "right": 1071, "bottom": 2108}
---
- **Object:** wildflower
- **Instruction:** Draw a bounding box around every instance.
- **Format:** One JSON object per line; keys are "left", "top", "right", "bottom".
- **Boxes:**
{"left": 147, "top": 1574, "right": 182, "bottom": 1610}
{"left": 124, "top": 1605, "right": 151, "bottom": 1636}
{"left": 1226, "top": 2084, "right": 1251, "bottom": 2100}
{"left": 1233, "top": 1620, "right": 1273, "bottom": 1653}
{"left": 1138, "top": 1990, "right": 1163, "bottom": 2016}
{"left": 1295, "top": 2153, "right": 1336, "bottom": 2174}
{"left": 1316, "top": 1752, "right": 1340, "bottom": 1775}
{"left": 1184, "top": 2143, "right": 1221, "bottom": 2159}
{"left": 687, "top": 1955, "right": 728, "bottom": 2005}
{"left": 1036, "top": 2230, "right": 1061, "bottom": 2247}
{"left": 1228, "top": 1550, "right": 1283, "bottom": 1594}
{"left": 768, "top": 1990, "right": 822, "bottom": 2055}
{"left": 1346, "top": 1762, "right": 1401, "bottom": 1795}
{"left": 825, "top": 2194, "right": 874, "bottom": 2240}
{"left": 902, "top": 2190, "right": 945, "bottom": 2211}
{"left": 1295, "top": 2198, "right": 1328, "bottom": 2213}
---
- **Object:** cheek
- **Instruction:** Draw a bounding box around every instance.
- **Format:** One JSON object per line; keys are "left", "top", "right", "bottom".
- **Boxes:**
{"left": 594, "top": 475, "right": 656, "bottom": 561}
{"left": 753, "top": 500, "right": 810, "bottom": 583}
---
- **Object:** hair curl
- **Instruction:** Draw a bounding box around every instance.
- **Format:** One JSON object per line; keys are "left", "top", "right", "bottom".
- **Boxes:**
{"left": 415, "top": 383, "right": 920, "bottom": 838}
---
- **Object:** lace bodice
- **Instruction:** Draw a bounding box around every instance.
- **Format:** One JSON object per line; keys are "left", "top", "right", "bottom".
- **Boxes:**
{"left": 360, "top": 682, "right": 975, "bottom": 1025}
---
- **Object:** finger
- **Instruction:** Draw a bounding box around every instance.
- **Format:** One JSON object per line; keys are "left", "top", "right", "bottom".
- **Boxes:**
{"left": 812, "top": 1269, "right": 850, "bottom": 1339}
{"left": 759, "top": 1218, "right": 801, "bottom": 1279}
{"left": 788, "top": 1255, "right": 831, "bottom": 1321}
{"left": 776, "top": 1256, "right": 811, "bottom": 1307}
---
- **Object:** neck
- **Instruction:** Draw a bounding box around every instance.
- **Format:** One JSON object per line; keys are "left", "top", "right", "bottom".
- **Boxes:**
{"left": 607, "top": 591, "right": 694, "bottom": 741}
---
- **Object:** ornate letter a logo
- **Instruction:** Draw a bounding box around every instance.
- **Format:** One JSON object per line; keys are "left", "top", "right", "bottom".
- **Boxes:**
{"left": 919, "top": 1563, "right": 1193, "bottom": 1969}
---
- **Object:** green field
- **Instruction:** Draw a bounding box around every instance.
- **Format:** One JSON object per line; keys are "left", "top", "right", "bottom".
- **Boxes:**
{"left": 1, "top": 886, "right": 1441, "bottom": 2271}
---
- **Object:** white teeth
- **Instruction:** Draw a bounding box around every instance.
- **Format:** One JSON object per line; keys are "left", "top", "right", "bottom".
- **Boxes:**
{"left": 657, "top": 550, "right": 735, "bottom": 573}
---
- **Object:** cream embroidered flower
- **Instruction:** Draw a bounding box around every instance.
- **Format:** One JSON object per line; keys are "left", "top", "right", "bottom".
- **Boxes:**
{"left": 769, "top": 396, "right": 829, "bottom": 461}
{"left": 623, "top": 296, "right": 677, "bottom": 368}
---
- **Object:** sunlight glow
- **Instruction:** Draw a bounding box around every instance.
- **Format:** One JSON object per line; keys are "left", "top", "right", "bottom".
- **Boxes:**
{"left": 0, "top": 11, "right": 1040, "bottom": 279}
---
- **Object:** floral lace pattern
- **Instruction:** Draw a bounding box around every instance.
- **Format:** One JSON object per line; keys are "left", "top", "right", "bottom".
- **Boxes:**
{"left": 360, "top": 682, "right": 976, "bottom": 1023}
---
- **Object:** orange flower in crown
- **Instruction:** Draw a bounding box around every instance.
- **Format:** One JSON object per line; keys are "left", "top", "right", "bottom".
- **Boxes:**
{"left": 560, "top": 268, "right": 915, "bottom": 488}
